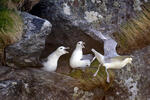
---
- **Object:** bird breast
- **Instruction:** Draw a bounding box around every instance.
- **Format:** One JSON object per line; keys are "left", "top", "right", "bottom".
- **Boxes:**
{"left": 70, "top": 50, "right": 90, "bottom": 68}
{"left": 43, "top": 53, "right": 59, "bottom": 72}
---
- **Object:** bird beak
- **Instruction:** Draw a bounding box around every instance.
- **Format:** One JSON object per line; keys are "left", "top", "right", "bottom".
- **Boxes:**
{"left": 130, "top": 55, "right": 134, "bottom": 58}
{"left": 64, "top": 47, "right": 70, "bottom": 53}
{"left": 65, "top": 47, "right": 70, "bottom": 49}
{"left": 82, "top": 42, "right": 85, "bottom": 48}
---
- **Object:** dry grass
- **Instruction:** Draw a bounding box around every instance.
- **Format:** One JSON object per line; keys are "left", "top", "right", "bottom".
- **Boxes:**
{"left": 113, "top": 2, "right": 150, "bottom": 54}
{"left": 0, "top": 9, "right": 23, "bottom": 64}
{"left": 0, "top": 0, "right": 24, "bottom": 10}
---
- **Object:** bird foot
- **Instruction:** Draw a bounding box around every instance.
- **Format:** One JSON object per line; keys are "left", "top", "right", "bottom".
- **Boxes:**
{"left": 93, "top": 72, "right": 97, "bottom": 77}
{"left": 106, "top": 77, "right": 110, "bottom": 83}
{"left": 93, "top": 65, "right": 101, "bottom": 77}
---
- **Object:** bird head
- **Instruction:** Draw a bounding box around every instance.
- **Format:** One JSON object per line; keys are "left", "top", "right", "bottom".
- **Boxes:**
{"left": 126, "top": 57, "right": 132, "bottom": 64}
{"left": 76, "top": 41, "right": 85, "bottom": 49}
{"left": 56, "top": 46, "right": 70, "bottom": 56}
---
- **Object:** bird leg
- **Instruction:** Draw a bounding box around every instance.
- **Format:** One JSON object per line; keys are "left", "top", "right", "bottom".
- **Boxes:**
{"left": 91, "top": 56, "right": 96, "bottom": 63}
{"left": 105, "top": 67, "right": 110, "bottom": 83}
{"left": 93, "top": 64, "right": 101, "bottom": 77}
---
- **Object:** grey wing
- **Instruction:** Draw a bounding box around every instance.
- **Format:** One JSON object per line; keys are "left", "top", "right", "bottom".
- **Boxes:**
{"left": 104, "top": 38, "right": 119, "bottom": 58}
{"left": 110, "top": 56, "right": 132, "bottom": 62}
{"left": 81, "top": 54, "right": 94, "bottom": 61}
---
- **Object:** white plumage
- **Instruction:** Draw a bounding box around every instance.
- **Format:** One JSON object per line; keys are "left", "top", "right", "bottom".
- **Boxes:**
{"left": 70, "top": 41, "right": 93, "bottom": 69}
{"left": 42, "top": 46, "right": 69, "bottom": 72}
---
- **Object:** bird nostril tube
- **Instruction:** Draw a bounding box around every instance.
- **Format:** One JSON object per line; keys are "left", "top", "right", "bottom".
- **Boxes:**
{"left": 65, "top": 47, "right": 70, "bottom": 49}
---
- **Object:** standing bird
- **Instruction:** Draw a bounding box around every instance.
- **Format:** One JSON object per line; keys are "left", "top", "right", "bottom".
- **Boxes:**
{"left": 42, "top": 46, "right": 69, "bottom": 72}
{"left": 70, "top": 41, "right": 94, "bottom": 70}
{"left": 89, "top": 29, "right": 133, "bottom": 83}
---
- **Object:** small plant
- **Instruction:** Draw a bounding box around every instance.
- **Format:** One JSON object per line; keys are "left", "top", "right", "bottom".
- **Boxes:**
{"left": 0, "top": 8, "right": 14, "bottom": 33}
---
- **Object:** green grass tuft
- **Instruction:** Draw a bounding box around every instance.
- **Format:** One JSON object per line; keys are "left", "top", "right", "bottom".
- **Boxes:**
{"left": 0, "top": 8, "right": 14, "bottom": 33}
{"left": 0, "top": 7, "right": 23, "bottom": 64}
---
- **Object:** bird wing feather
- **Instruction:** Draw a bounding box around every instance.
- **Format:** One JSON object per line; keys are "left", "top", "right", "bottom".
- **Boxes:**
{"left": 110, "top": 56, "right": 131, "bottom": 62}
{"left": 104, "top": 38, "right": 119, "bottom": 58}
{"left": 81, "top": 54, "right": 94, "bottom": 61}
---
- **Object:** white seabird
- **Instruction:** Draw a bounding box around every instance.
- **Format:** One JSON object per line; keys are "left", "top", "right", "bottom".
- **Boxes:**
{"left": 91, "top": 49, "right": 132, "bottom": 82}
{"left": 70, "top": 41, "right": 94, "bottom": 69}
{"left": 89, "top": 29, "right": 133, "bottom": 83}
{"left": 42, "top": 46, "right": 69, "bottom": 72}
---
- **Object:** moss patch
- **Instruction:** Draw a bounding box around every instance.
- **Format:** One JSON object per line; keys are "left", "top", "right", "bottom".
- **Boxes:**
{"left": 68, "top": 60, "right": 115, "bottom": 91}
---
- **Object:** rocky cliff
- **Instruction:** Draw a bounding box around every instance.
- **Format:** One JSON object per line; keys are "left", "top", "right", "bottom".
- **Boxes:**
{"left": 0, "top": 0, "right": 150, "bottom": 100}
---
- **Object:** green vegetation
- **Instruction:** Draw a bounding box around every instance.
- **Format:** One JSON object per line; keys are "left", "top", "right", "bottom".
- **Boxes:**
{"left": 69, "top": 60, "right": 115, "bottom": 91}
{"left": 0, "top": 1, "right": 23, "bottom": 64}
{"left": 0, "top": 8, "right": 14, "bottom": 33}
{"left": 114, "top": 2, "right": 150, "bottom": 53}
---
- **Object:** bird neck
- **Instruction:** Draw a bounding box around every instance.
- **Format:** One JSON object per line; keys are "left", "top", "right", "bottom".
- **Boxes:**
{"left": 48, "top": 51, "right": 61, "bottom": 61}
{"left": 122, "top": 59, "right": 130, "bottom": 66}
{"left": 92, "top": 49, "right": 104, "bottom": 63}
{"left": 72, "top": 47, "right": 83, "bottom": 59}
{"left": 75, "top": 46, "right": 83, "bottom": 52}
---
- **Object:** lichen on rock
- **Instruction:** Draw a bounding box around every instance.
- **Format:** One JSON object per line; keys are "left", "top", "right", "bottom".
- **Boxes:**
{"left": 84, "top": 11, "right": 103, "bottom": 23}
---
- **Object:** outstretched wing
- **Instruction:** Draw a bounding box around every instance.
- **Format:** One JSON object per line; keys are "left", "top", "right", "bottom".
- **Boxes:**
{"left": 81, "top": 54, "right": 94, "bottom": 61}
{"left": 88, "top": 29, "right": 119, "bottom": 58}
{"left": 104, "top": 38, "right": 119, "bottom": 58}
{"left": 110, "top": 55, "right": 131, "bottom": 62}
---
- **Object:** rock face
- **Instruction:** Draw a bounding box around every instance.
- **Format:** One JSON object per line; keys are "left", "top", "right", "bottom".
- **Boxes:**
{"left": 105, "top": 45, "right": 150, "bottom": 100}
{"left": 0, "top": 66, "right": 106, "bottom": 100}
{"left": 6, "top": 12, "right": 52, "bottom": 67}
{"left": 0, "top": 66, "right": 77, "bottom": 100}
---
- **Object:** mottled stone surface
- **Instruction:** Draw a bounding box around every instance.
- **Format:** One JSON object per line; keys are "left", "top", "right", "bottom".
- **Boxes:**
{"left": 0, "top": 66, "right": 77, "bottom": 100}
{"left": 105, "top": 45, "right": 150, "bottom": 100}
{"left": 6, "top": 12, "right": 52, "bottom": 67}
{"left": 0, "top": 66, "right": 105, "bottom": 100}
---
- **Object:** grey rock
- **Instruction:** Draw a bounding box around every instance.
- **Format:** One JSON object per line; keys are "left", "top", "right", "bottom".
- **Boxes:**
{"left": 0, "top": 66, "right": 104, "bottom": 100}
{"left": 0, "top": 66, "right": 76, "bottom": 100}
{"left": 6, "top": 12, "right": 52, "bottom": 67}
{"left": 106, "top": 45, "right": 150, "bottom": 100}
